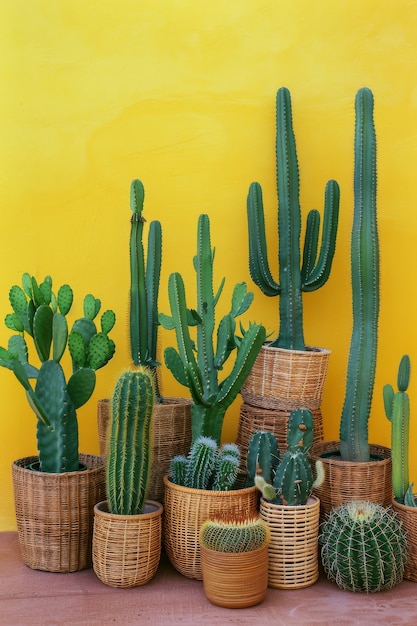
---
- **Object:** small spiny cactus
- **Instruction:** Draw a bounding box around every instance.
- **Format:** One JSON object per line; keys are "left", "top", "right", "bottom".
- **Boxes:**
{"left": 200, "top": 516, "right": 270, "bottom": 553}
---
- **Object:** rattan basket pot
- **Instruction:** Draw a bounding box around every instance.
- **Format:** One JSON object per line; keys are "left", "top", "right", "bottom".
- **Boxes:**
{"left": 241, "top": 344, "right": 330, "bottom": 411}
{"left": 97, "top": 397, "right": 192, "bottom": 502}
{"left": 200, "top": 544, "right": 269, "bottom": 608}
{"left": 260, "top": 495, "right": 320, "bottom": 589}
{"left": 308, "top": 440, "right": 392, "bottom": 518}
{"left": 391, "top": 498, "right": 417, "bottom": 582}
{"left": 12, "top": 454, "right": 105, "bottom": 573}
{"left": 163, "top": 476, "right": 259, "bottom": 580}
{"left": 92, "top": 500, "right": 163, "bottom": 588}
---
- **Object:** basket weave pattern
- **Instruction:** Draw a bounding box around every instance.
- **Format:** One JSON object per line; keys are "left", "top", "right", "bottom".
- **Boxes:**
{"left": 309, "top": 441, "right": 392, "bottom": 517}
{"left": 260, "top": 496, "right": 320, "bottom": 589}
{"left": 392, "top": 499, "right": 417, "bottom": 582}
{"left": 12, "top": 454, "right": 105, "bottom": 573}
{"left": 92, "top": 500, "right": 163, "bottom": 588}
{"left": 163, "top": 476, "right": 259, "bottom": 580}
{"left": 241, "top": 344, "right": 330, "bottom": 411}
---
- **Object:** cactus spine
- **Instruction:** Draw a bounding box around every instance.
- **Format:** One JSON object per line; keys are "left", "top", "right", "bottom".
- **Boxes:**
{"left": 160, "top": 213, "right": 266, "bottom": 444}
{"left": 247, "top": 87, "right": 340, "bottom": 350}
{"left": 129, "top": 179, "right": 162, "bottom": 400}
{"left": 320, "top": 501, "right": 407, "bottom": 592}
{"left": 0, "top": 274, "right": 116, "bottom": 472}
{"left": 200, "top": 517, "right": 270, "bottom": 553}
{"left": 339, "top": 88, "right": 379, "bottom": 462}
{"left": 383, "top": 354, "right": 416, "bottom": 506}
{"left": 106, "top": 367, "right": 155, "bottom": 515}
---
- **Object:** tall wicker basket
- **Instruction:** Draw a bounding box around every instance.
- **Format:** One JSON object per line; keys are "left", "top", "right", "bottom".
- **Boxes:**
{"left": 309, "top": 440, "right": 392, "bottom": 518}
{"left": 391, "top": 498, "right": 417, "bottom": 582}
{"left": 163, "top": 476, "right": 259, "bottom": 580}
{"left": 241, "top": 344, "right": 330, "bottom": 411}
{"left": 260, "top": 496, "right": 320, "bottom": 589}
{"left": 97, "top": 397, "right": 192, "bottom": 502}
{"left": 92, "top": 500, "right": 163, "bottom": 588}
{"left": 12, "top": 454, "right": 105, "bottom": 573}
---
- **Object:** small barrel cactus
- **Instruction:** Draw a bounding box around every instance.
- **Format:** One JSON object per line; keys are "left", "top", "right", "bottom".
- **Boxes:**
{"left": 200, "top": 516, "right": 270, "bottom": 553}
{"left": 320, "top": 501, "right": 407, "bottom": 592}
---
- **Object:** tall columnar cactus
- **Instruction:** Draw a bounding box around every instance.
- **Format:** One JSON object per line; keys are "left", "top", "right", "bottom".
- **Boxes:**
{"left": 129, "top": 179, "right": 162, "bottom": 400}
{"left": 246, "top": 430, "right": 280, "bottom": 486}
{"left": 320, "top": 501, "right": 407, "bottom": 592}
{"left": 106, "top": 367, "right": 155, "bottom": 515}
{"left": 160, "top": 213, "right": 266, "bottom": 444}
{"left": 247, "top": 87, "right": 340, "bottom": 351}
{"left": 0, "top": 274, "right": 116, "bottom": 472}
{"left": 383, "top": 354, "right": 416, "bottom": 506}
{"left": 339, "top": 87, "right": 379, "bottom": 462}
{"left": 200, "top": 517, "right": 270, "bottom": 553}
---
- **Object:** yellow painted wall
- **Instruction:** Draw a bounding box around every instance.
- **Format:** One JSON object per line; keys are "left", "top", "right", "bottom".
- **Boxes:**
{"left": 1, "top": 1, "right": 417, "bottom": 530}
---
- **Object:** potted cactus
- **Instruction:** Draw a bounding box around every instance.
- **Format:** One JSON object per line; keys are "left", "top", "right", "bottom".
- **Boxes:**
{"left": 249, "top": 408, "right": 323, "bottom": 589}
{"left": 199, "top": 515, "right": 270, "bottom": 608}
{"left": 0, "top": 273, "right": 116, "bottom": 572}
{"left": 97, "top": 179, "right": 192, "bottom": 502}
{"left": 93, "top": 367, "right": 163, "bottom": 588}
{"left": 309, "top": 88, "right": 392, "bottom": 516}
{"left": 384, "top": 354, "right": 417, "bottom": 582}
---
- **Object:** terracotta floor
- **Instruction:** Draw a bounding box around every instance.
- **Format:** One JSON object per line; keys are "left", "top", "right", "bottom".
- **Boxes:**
{"left": 1, "top": 531, "right": 417, "bottom": 626}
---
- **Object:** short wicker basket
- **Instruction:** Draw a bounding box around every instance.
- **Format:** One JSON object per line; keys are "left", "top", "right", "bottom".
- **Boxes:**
{"left": 200, "top": 544, "right": 269, "bottom": 608}
{"left": 92, "top": 500, "right": 163, "bottom": 588}
{"left": 391, "top": 498, "right": 417, "bottom": 582}
{"left": 241, "top": 344, "right": 330, "bottom": 411}
{"left": 12, "top": 454, "right": 105, "bottom": 573}
{"left": 309, "top": 440, "right": 392, "bottom": 517}
{"left": 97, "top": 397, "right": 192, "bottom": 502}
{"left": 260, "top": 496, "right": 320, "bottom": 589}
{"left": 163, "top": 476, "right": 259, "bottom": 580}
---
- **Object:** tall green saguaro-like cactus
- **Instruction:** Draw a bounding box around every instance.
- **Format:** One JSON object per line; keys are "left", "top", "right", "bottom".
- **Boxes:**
{"left": 160, "top": 213, "right": 266, "bottom": 445}
{"left": 383, "top": 354, "right": 416, "bottom": 506}
{"left": 129, "top": 179, "right": 162, "bottom": 400}
{"left": 247, "top": 87, "right": 340, "bottom": 351}
{"left": 339, "top": 88, "right": 379, "bottom": 462}
{"left": 106, "top": 367, "right": 155, "bottom": 515}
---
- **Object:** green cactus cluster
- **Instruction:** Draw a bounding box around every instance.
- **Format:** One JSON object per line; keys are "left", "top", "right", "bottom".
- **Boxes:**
{"left": 0, "top": 273, "right": 116, "bottom": 472}
{"left": 247, "top": 86, "right": 340, "bottom": 351}
{"left": 200, "top": 516, "right": 270, "bottom": 553}
{"left": 169, "top": 436, "right": 240, "bottom": 491}
{"left": 339, "top": 87, "right": 379, "bottom": 462}
{"left": 320, "top": 501, "right": 407, "bottom": 592}
{"left": 250, "top": 408, "right": 324, "bottom": 506}
{"left": 384, "top": 354, "right": 416, "bottom": 506}
{"left": 129, "top": 179, "right": 162, "bottom": 401}
{"left": 106, "top": 367, "right": 155, "bottom": 515}
{"left": 160, "top": 213, "right": 266, "bottom": 445}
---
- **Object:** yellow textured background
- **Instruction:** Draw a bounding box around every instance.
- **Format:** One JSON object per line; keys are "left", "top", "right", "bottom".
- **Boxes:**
{"left": 1, "top": 1, "right": 417, "bottom": 530}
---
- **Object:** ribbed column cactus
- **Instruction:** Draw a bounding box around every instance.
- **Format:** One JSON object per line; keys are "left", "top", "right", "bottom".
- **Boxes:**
{"left": 246, "top": 430, "right": 280, "bottom": 486}
{"left": 339, "top": 87, "right": 379, "bottom": 462}
{"left": 320, "top": 501, "right": 407, "bottom": 592}
{"left": 247, "top": 87, "right": 340, "bottom": 350}
{"left": 200, "top": 517, "right": 270, "bottom": 553}
{"left": 106, "top": 367, "right": 155, "bottom": 515}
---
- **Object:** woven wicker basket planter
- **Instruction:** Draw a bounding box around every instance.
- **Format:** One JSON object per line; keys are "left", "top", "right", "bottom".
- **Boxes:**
{"left": 200, "top": 544, "right": 269, "bottom": 608}
{"left": 241, "top": 344, "right": 330, "bottom": 411}
{"left": 392, "top": 498, "right": 417, "bottom": 582}
{"left": 309, "top": 440, "right": 392, "bottom": 518}
{"left": 236, "top": 402, "right": 323, "bottom": 469}
{"left": 97, "top": 397, "right": 192, "bottom": 502}
{"left": 92, "top": 500, "right": 163, "bottom": 588}
{"left": 163, "top": 476, "right": 259, "bottom": 580}
{"left": 12, "top": 454, "right": 105, "bottom": 573}
{"left": 260, "top": 496, "right": 320, "bottom": 589}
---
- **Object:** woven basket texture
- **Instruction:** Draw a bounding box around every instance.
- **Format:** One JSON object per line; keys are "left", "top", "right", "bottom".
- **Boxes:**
{"left": 236, "top": 402, "right": 323, "bottom": 470}
{"left": 12, "top": 454, "right": 105, "bottom": 573}
{"left": 92, "top": 500, "right": 163, "bottom": 588}
{"left": 200, "top": 544, "right": 269, "bottom": 608}
{"left": 163, "top": 476, "right": 259, "bottom": 580}
{"left": 309, "top": 440, "right": 392, "bottom": 517}
{"left": 241, "top": 344, "right": 330, "bottom": 411}
{"left": 260, "top": 496, "right": 320, "bottom": 589}
{"left": 392, "top": 499, "right": 417, "bottom": 582}
{"left": 97, "top": 397, "right": 192, "bottom": 502}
